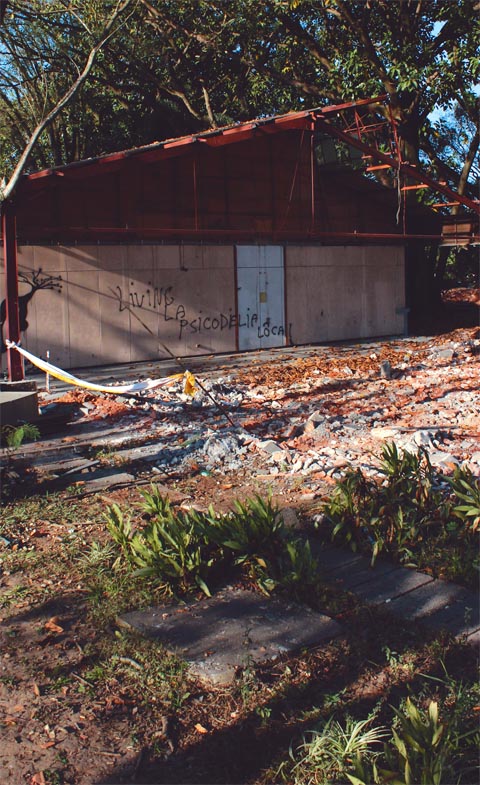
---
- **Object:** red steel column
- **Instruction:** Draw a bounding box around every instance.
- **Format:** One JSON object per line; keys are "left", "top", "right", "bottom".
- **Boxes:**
{"left": 2, "top": 204, "right": 24, "bottom": 381}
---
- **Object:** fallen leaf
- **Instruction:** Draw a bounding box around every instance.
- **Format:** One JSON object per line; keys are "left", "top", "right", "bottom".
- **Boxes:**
{"left": 194, "top": 723, "right": 208, "bottom": 734}
{"left": 33, "top": 683, "right": 41, "bottom": 697}
{"left": 30, "top": 774, "right": 46, "bottom": 785}
{"left": 41, "top": 741, "right": 56, "bottom": 749}
{"left": 44, "top": 617, "right": 64, "bottom": 634}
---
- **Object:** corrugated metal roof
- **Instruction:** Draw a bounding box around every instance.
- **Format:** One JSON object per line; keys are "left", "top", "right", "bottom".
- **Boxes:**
{"left": 24, "top": 95, "right": 388, "bottom": 181}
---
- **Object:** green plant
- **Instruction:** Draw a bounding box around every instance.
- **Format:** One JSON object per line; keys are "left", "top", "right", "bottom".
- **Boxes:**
{"left": 347, "top": 700, "right": 448, "bottom": 785}
{"left": 270, "top": 538, "right": 319, "bottom": 597}
{"left": 106, "top": 497, "right": 218, "bottom": 596}
{"left": 138, "top": 484, "right": 173, "bottom": 517}
{"left": 1, "top": 421, "right": 40, "bottom": 449}
{"left": 1, "top": 421, "right": 41, "bottom": 499}
{"left": 291, "top": 715, "right": 388, "bottom": 785}
{"left": 449, "top": 466, "right": 480, "bottom": 531}
{"left": 77, "top": 540, "right": 117, "bottom": 576}
{"left": 343, "top": 696, "right": 479, "bottom": 785}
{"left": 319, "top": 443, "right": 478, "bottom": 586}
{"left": 43, "top": 770, "right": 64, "bottom": 785}
{"left": 106, "top": 490, "right": 319, "bottom": 598}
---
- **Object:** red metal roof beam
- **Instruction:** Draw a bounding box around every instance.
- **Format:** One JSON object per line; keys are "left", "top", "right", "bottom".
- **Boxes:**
{"left": 313, "top": 115, "right": 480, "bottom": 215}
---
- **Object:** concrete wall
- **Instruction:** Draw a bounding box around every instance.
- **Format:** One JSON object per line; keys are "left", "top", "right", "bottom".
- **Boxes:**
{"left": 0, "top": 244, "right": 236, "bottom": 369}
{"left": 1, "top": 243, "right": 405, "bottom": 371}
{"left": 286, "top": 246, "right": 405, "bottom": 344}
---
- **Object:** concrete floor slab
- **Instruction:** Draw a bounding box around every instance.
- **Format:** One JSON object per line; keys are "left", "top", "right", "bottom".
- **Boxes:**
{"left": 0, "top": 390, "right": 38, "bottom": 428}
{"left": 118, "top": 588, "right": 341, "bottom": 685}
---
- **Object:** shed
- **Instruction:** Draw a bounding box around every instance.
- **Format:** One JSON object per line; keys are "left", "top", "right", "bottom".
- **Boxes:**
{"left": 2, "top": 97, "right": 472, "bottom": 376}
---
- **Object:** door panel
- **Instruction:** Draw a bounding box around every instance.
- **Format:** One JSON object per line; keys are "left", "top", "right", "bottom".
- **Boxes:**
{"left": 236, "top": 246, "right": 286, "bottom": 350}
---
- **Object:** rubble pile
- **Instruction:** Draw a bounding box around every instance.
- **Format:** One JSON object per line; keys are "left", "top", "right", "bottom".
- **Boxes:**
{"left": 7, "top": 327, "right": 479, "bottom": 493}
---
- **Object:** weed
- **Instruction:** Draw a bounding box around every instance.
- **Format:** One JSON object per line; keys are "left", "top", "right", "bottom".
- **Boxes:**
{"left": 77, "top": 541, "right": 117, "bottom": 576}
{"left": 448, "top": 465, "right": 480, "bottom": 531}
{"left": 43, "top": 771, "right": 63, "bottom": 785}
{"left": 236, "top": 654, "right": 260, "bottom": 707}
{"left": 255, "top": 704, "right": 273, "bottom": 724}
{"left": 1, "top": 421, "right": 40, "bottom": 449}
{"left": 319, "top": 443, "right": 479, "bottom": 587}
{"left": 94, "top": 447, "right": 125, "bottom": 467}
{"left": 288, "top": 692, "right": 479, "bottom": 785}
{"left": 382, "top": 646, "right": 414, "bottom": 677}
{"left": 0, "top": 585, "right": 29, "bottom": 609}
{"left": 105, "top": 490, "right": 319, "bottom": 599}
{"left": 290, "top": 715, "right": 388, "bottom": 785}
{"left": 0, "top": 422, "right": 41, "bottom": 499}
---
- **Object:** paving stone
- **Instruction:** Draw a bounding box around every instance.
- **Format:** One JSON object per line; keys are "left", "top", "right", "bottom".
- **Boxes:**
{"left": 118, "top": 588, "right": 341, "bottom": 685}
{"left": 386, "top": 580, "right": 466, "bottom": 622}
{"left": 332, "top": 556, "right": 399, "bottom": 591}
{"left": 355, "top": 567, "right": 434, "bottom": 605}
{"left": 72, "top": 468, "right": 135, "bottom": 490}
{"left": 419, "top": 590, "right": 480, "bottom": 638}
{"left": 466, "top": 628, "right": 480, "bottom": 647}
{"left": 311, "top": 545, "right": 364, "bottom": 574}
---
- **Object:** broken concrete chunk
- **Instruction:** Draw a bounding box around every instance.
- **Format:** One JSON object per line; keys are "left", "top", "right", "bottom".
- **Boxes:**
{"left": 379, "top": 360, "right": 392, "bottom": 379}
{"left": 203, "top": 434, "right": 241, "bottom": 463}
{"left": 258, "top": 439, "right": 282, "bottom": 455}
{"left": 435, "top": 347, "right": 456, "bottom": 361}
{"left": 371, "top": 427, "right": 399, "bottom": 441}
{"left": 428, "top": 450, "right": 459, "bottom": 469}
{"left": 271, "top": 450, "right": 289, "bottom": 464}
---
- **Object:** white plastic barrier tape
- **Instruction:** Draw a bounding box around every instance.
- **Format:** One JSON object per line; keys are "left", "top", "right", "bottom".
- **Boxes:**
{"left": 5, "top": 341, "right": 196, "bottom": 396}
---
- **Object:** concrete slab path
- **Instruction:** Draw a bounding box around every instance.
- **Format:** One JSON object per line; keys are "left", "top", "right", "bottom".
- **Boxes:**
{"left": 118, "top": 544, "right": 478, "bottom": 687}
{"left": 119, "top": 588, "right": 342, "bottom": 686}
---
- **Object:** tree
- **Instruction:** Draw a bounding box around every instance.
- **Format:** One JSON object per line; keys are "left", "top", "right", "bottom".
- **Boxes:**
{"left": 3, "top": 1, "right": 477, "bottom": 200}
{"left": 0, "top": 0, "right": 137, "bottom": 203}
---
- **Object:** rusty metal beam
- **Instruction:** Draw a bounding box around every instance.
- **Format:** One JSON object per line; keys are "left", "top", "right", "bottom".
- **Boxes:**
{"left": 2, "top": 204, "right": 24, "bottom": 381}
{"left": 313, "top": 115, "right": 480, "bottom": 215}
{"left": 17, "top": 225, "right": 477, "bottom": 243}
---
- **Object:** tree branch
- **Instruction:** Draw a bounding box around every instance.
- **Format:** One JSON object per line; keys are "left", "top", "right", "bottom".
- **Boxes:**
{"left": 1, "top": 0, "right": 136, "bottom": 202}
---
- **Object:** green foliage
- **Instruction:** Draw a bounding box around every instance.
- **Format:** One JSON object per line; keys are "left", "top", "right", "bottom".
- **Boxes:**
{"left": 320, "top": 443, "right": 478, "bottom": 586}
{"left": 290, "top": 694, "right": 479, "bottom": 785}
{"left": 448, "top": 466, "right": 480, "bottom": 531}
{"left": 1, "top": 0, "right": 478, "bottom": 197}
{"left": 346, "top": 697, "right": 479, "bottom": 785}
{"left": 290, "top": 715, "right": 388, "bottom": 785}
{"left": 105, "top": 490, "right": 318, "bottom": 598}
{"left": 1, "top": 422, "right": 40, "bottom": 449}
{"left": 106, "top": 496, "right": 217, "bottom": 596}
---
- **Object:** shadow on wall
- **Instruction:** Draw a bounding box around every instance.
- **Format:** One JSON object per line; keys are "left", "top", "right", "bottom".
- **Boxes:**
{"left": 0, "top": 268, "right": 62, "bottom": 353}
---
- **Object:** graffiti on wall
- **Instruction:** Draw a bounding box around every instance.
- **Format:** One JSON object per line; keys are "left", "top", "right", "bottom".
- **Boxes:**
{"left": 1, "top": 269, "right": 62, "bottom": 353}
{"left": 111, "top": 280, "right": 292, "bottom": 342}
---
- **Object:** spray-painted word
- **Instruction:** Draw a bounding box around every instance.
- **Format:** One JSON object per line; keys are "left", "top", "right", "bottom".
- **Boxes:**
{"left": 113, "top": 282, "right": 292, "bottom": 342}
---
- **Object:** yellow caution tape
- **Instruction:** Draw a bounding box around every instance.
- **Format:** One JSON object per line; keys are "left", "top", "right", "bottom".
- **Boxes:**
{"left": 6, "top": 341, "right": 196, "bottom": 396}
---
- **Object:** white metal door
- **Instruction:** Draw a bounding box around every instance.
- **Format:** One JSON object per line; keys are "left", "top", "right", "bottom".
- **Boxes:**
{"left": 236, "top": 245, "right": 286, "bottom": 351}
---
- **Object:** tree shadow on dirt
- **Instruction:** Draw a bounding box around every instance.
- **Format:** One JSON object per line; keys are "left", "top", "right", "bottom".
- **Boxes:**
{"left": 95, "top": 608, "right": 475, "bottom": 785}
